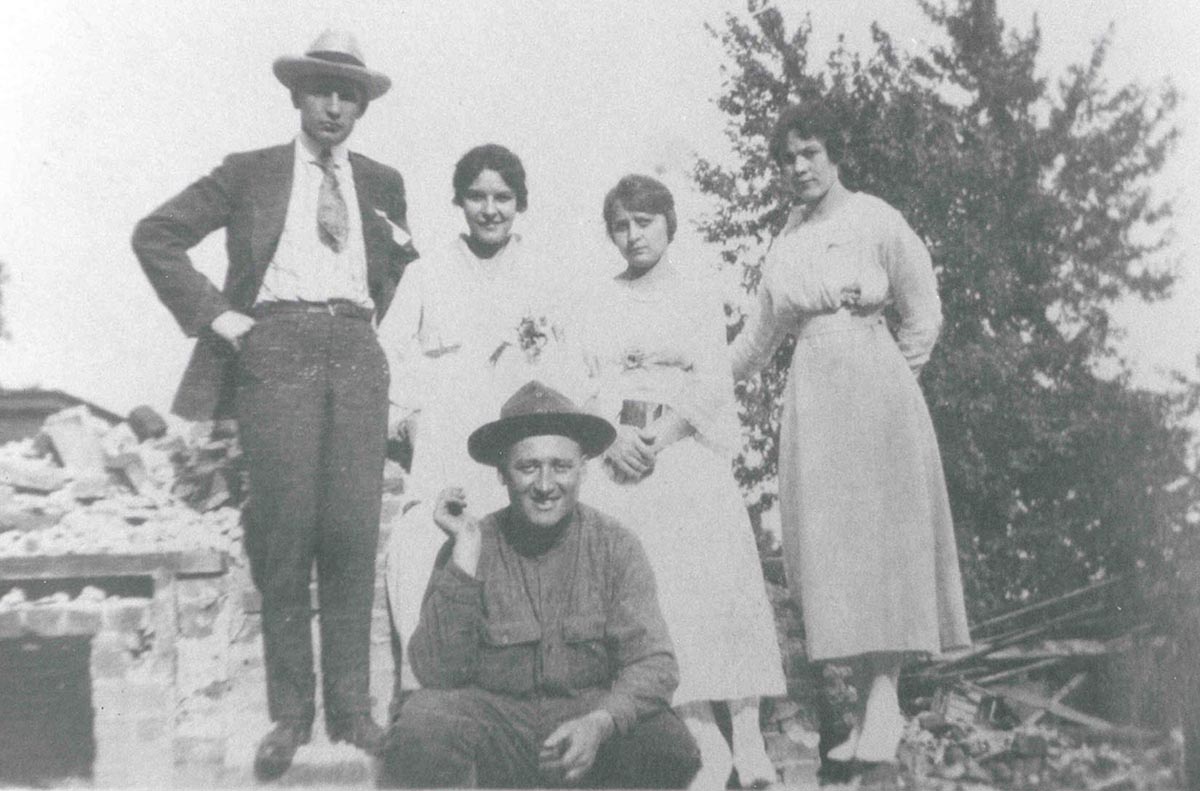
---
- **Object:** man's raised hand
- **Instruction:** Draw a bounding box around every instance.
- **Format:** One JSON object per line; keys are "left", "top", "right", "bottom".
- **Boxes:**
{"left": 433, "top": 487, "right": 482, "bottom": 577}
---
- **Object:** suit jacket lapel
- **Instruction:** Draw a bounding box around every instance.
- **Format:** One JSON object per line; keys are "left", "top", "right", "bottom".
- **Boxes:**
{"left": 249, "top": 144, "right": 294, "bottom": 277}
{"left": 243, "top": 148, "right": 393, "bottom": 299}
{"left": 351, "top": 153, "right": 388, "bottom": 288}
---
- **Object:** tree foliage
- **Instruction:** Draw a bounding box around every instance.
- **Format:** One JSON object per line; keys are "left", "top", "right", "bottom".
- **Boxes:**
{"left": 696, "top": 0, "right": 1199, "bottom": 617}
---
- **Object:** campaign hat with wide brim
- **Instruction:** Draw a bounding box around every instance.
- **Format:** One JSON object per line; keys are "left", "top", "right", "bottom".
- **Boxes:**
{"left": 273, "top": 29, "right": 391, "bottom": 102}
{"left": 468, "top": 381, "right": 616, "bottom": 467}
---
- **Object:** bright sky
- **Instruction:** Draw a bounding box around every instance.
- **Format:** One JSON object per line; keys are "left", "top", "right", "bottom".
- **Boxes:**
{"left": 1, "top": 0, "right": 1196, "bottom": 416}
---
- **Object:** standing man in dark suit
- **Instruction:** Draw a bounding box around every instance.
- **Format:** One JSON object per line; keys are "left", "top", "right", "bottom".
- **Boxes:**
{"left": 131, "top": 30, "right": 418, "bottom": 781}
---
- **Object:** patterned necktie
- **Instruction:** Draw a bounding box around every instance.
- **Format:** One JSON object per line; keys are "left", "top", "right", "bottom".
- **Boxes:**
{"left": 316, "top": 150, "right": 349, "bottom": 252}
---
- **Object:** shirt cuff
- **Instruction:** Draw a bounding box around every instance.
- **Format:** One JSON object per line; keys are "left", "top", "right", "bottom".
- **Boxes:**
{"left": 597, "top": 692, "right": 638, "bottom": 736}
{"left": 431, "top": 563, "right": 483, "bottom": 605}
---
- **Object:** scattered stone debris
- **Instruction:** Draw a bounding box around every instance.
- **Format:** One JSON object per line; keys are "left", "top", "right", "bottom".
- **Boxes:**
{"left": 127, "top": 405, "right": 168, "bottom": 442}
{"left": 896, "top": 697, "right": 1181, "bottom": 789}
{"left": 0, "top": 405, "right": 245, "bottom": 559}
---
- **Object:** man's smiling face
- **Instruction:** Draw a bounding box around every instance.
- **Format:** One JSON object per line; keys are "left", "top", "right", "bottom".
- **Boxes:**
{"left": 499, "top": 434, "right": 585, "bottom": 530}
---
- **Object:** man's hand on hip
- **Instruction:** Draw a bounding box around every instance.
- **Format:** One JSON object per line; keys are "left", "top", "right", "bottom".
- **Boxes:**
{"left": 539, "top": 709, "right": 616, "bottom": 785}
{"left": 211, "top": 310, "right": 256, "bottom": 352}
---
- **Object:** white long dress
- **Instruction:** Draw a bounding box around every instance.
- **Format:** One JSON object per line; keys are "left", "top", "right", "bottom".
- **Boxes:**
{"left": 730, "top": 192, "right": 970, "bottom": 661}
{"left": 575, "top": 258, "right": 787, "bottom": 705}
{"left": 376, "top": 234, "right": 583, "bottom": 677}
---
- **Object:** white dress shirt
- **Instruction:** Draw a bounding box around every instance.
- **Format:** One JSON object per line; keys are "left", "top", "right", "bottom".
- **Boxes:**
{"left": 256, "top": 133, "right": 372, "bottom": 308}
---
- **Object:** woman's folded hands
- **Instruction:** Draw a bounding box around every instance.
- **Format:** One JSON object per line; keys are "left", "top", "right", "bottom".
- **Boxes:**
{"left": 604, "top": 425, "right": 657, "bottom": 483}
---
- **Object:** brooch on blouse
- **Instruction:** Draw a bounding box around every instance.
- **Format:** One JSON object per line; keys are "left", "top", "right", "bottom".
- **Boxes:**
{"left": 489, "top": 314, "right": 561, "bottom": 365}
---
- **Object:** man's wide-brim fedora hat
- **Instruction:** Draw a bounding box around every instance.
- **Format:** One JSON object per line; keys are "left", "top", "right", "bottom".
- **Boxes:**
{"left": 469, "top": 381, "right": 616, "bottom": 467}
{"left": 273, "top": 30, "right": 391, "bottom": 102}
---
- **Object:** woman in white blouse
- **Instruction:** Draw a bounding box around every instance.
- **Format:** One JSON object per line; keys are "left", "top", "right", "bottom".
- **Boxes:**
{"left": 578, "top": 175, "right": 786, "bottom": 789}
{"left": 731, "top": 104, "right": 970, "bottom": 772}
{"left": 376, "top": 144, "right": 578, "bottom": 687}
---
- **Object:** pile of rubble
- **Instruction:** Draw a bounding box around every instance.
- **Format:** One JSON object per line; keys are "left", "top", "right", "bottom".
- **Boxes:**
{"left": 757, "top": 553, "right": 1185, "bottom": 788}
{"left": 898, "top": 700, "right": 1180, "bottom": 789}
{"left": 0, "top": 405, "right": 243, "bottom": 559}
{"left": 896, "top": 574, "right": 1185, "bottom": 789}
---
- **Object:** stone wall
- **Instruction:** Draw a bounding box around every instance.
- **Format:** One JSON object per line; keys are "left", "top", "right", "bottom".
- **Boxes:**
{"left": 0, "top": 553, "right": 233, "bottom": 786}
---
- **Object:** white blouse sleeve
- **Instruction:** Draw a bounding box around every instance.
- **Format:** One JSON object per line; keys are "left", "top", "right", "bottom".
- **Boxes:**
{"left": 881, "top": 207, "right": 942, "bottom": 373}
{"left": 375, "top": 259, "right": 429, "bottom": 426}
{"left": 672, "top": 281, "right": 741, "bottom": 456}
{"left": 546, "top": 286, "right": 601, "bottom": 410}
{"left": 729, "top": 262, "right": 787, "bottom": 381}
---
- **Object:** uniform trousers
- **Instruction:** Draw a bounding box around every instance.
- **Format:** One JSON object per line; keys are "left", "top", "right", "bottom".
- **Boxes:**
{"left": 380, "top": 688, "right": 700, "bottom": 789}
{"left": 235, "top": 305, "right": 388, "bottom": 728}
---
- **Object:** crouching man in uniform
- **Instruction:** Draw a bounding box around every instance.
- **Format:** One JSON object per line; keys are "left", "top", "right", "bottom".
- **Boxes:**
{"left": 379, "top": 381, "right": 701, "bottom": 788}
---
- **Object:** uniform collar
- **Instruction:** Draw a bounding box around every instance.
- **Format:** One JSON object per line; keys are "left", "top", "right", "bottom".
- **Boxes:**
{"left": 500, "top": 505, "right": 579, "bottom": 558}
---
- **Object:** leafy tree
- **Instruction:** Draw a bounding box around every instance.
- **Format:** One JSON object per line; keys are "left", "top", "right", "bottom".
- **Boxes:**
{"left": 696, "top": 0, "right": 1199, "bottom": 618}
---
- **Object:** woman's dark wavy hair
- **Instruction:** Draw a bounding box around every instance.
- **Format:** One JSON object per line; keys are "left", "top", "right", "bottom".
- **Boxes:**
{"left": 768, "top": 101, "right": 846, "bottom": 166}
{"left": 601, "top": 174, "right": 677, "bottom": 242}
{"left": 452, "top": 144, "right": 528, "bottom": 211}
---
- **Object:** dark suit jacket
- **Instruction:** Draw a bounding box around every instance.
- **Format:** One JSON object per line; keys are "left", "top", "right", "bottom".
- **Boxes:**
{"left": 132, "top": 143, "right": 419, "bottom": 420}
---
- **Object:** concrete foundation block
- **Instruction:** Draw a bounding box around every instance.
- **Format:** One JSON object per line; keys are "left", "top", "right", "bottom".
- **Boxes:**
{"left": 24, "top": 606, "right": 66, "bottom": 636}
{"left": 92, "top": 677, "right": 174, "bottom": 719}
{"left": 177, "top": 577, "right": 224, "bottom": 638}
{"left": 89, "top": 632, "right": 133, "bottom": 679}
{"left": 64, "top": 605, "right": 104, "bottom": 634}
{"left": 0, "top": 608, "right": 25, "bottom": 638}
{"left": 102, "top": 599, "right": 149, "bottom": 633}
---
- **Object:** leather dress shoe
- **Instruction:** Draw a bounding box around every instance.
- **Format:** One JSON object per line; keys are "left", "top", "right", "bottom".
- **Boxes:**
{"left": 254, "top": 721, "right": 311, "bottom": 782}
{"left": 327, "top": 713, "right": 385, "bottom": 755}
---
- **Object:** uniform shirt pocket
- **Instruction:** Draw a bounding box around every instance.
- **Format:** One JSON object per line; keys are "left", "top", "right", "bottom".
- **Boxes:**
{"left": 559, "top": 614, "right": 610, "bottom": 689}
{"left": 479, "top": 620, "right": 542, "bottom": 696}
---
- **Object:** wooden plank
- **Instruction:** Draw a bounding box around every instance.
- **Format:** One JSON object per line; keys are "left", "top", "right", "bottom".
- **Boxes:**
{"left": 0, "top": 550, "right": 225, "bottom": 580}
{"left": 935, "top": 604, "right": 1109, "bottom": 671}
{"left": 962, "top": 680, "right": 1112, "bottom": 731}
{"left": 1089, "top": 773, "right": 1134, "bottom": 791}
{"left": 980, "top": 604, "right": 1114, "bottom": 647}
{"left": 974, "top": 657, "right": 1063, "bottom": 685}
{"left": 175, "top": 551, "right": 227, "bottom": 576}
{"left": 1023, "top": 672, "right": 1088, "bottom": 727}
{"left": 970, "top": 576, "right": 1125, "bottom": 635}
{"left": 987, "top": 639, "right": 1110, "bottom": 659}
{"left": 961, "top": 680, "right": 1158, "bottom": 737}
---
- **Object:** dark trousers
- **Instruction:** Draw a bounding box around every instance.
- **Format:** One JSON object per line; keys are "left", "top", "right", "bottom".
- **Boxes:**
{"left": 235, "top": 309, "right": 388, "bottom": 728}
{"left": 379, "top": 688, "right": 701, "bottom": 789}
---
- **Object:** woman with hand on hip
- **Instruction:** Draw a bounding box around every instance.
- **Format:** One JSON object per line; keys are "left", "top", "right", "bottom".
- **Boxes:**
{"left": 731, "top": 103, "right": 970, "bottom": 776}
{"left": 577, "top": 175, "right": 787, "bottom": 789}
